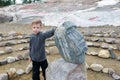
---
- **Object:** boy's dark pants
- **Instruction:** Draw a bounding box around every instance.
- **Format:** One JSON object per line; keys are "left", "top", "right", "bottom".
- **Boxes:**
{"left": 32, "top": 59, "right": 48, "bottom": 80}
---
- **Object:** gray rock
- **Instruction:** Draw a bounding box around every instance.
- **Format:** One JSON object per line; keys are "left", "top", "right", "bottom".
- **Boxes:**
{"left": 4, "top": 41, "right": 17, "bottom": 46}
{"left": 17, "top": 54, "right": 24, "bottom": 60}
{"left": 46, "top": 58, "right": 87, "bottom": 80}
{"left": 104, "top": 38, "right": 115, "bottom": 44}
{"left": 93, "top": 43, "right": 100, "bottom": 47}
{"left": 117, "top": 56, "right": 120, "bottom": 61}
{"left": 0, "top": 59, "right": 7, "bottom": 65}
{"left": 109, "top": 31, "right": 117, "bottom": 38}
{"left": 91, "top": 38, "right": 100, "bottom": 42}
{"left": 16, "top": 69, "right": 25, "bottom": 76}
{"left": 90, "top": 63, "right": 103, "bottom": 72}
{"left": 8, "top": 31, "right": 17, "bottom": 36}
{"left": 108, "top": 68, "right": 115, "bottom": 75}
{"left": 112, "top": 73, "right": 120, "bottom": 80}
{"left": 54, "top": 21, "right": 88, "bottom": 64}
{"left": 103, "top": 33, "right": 109, "bottom": 37}
{"left": 108, "top": 47, "right": 116, "bottom": 59}
{"left": 101, "top": 43, "right": 109, "bottom": 49}
{"left": 23, "top": 50, "right": 29, "bottom": 60}
{"left": 17, "top": 40, "right": 28, "bottom": 44}
{"left": 5, "top": 47, "right": 13, "bottom": 53}
{"left": 90, "top": 51, "right": 98, "bottom": 56}
{"left": 0, "top": 73, "right": 8, "bottom": 80}
{"left": 93, "top": 34, "right": 104, "bottom": 37}
{"left": 25, "top": 63, "right": 32, "bottom": 74}
{"left": 7, "top": 57, "right": 16, "bottom": 63}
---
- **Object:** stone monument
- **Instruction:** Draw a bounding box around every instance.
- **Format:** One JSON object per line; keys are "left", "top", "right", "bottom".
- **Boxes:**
{"left": 46, "top": 21, "right": 88, "bottom": 80}
{"left": 54, "top": 21, "right": 88, "bottom": 64}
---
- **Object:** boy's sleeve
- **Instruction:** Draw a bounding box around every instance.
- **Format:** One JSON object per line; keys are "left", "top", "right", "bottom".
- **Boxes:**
{"left": 43, "top": 29, "right": 55, "bottom": 39}
{"left": 29, "top": 36, "right": 32, "bottom": 58}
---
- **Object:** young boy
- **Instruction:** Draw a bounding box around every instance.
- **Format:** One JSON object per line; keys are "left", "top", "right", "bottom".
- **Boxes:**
{"left": 29, "top": 19, "right": 55, "bottom": 80}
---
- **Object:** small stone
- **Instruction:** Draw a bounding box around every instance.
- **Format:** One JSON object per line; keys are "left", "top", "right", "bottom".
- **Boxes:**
{"left": 0, "top": 73, "right": 8, "bottom": 80}
{"left": 4, "top": 41, "right": 17, "bottom": 46}
{"left": 112, "top": 73, "right": 120, "bottom": 80}
{"left": 85, "top": 62, "right": 89, "bottom": 69}
{"left": 23, "top": 50, "right": 29, "bottom": 60}
{"left": 16, "top": 69, "right": 25, "bottom": 75}
{"left": 86, "top": 42, "right": 93, "bottom": 47}
{"left": 5, "top": 47, "right": 13, "bottom": 53}
{"left": 25, "top": 63, "right": 32, "bottom": 74}
{"left": 102, "top": 68, "right": 109, "bottom": 74}
{"left": 8, "top": 31, "right": 17, "bottom": 36}
{"left": 98, "top": 50, "right": 110, "bottom": 58}
{"left": 0, "top": 51, "right": 5, "bottom": 55}
{"left": 45, "top": 49, "right": 50, "bottom": 55}
{"left": 7, "top": 68, "right": 16, "bottom": 78}
{"left": 90, "top": 63, "right": 103, "bottom": 72}
{"left": 17, "top": 54, "right": 24, "bottom": 60}
{"left": 90, "top": 51, "right": 98, "bottom": 56}
{"left": 0, "top": 59, "right": 7, "bottom": 65}
{"left": 7, "top": 57, "right": 16, "bottom": 63}
{"left": 101, "top": 43, "right": 109, "bottom": 49}
{"left": 17, "top": 40, "right": 28, "bottom": 44}
{"left": 108, "top": 68, "right": 115, "bottom": 75}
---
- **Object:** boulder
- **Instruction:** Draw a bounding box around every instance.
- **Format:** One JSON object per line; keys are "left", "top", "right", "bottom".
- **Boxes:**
{"left": 98, "top": 50, "right": 110, "bottom": 58}
{"left": 8, "top": 31, "right": 17, "bottom": 36}
{"left": 46, "top": 58, "right": 87, "bottom": 80}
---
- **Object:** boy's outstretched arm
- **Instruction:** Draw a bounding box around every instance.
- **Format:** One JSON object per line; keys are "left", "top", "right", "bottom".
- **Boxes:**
{"left": 43, "top": 28, "right": 55, "bottom": 39}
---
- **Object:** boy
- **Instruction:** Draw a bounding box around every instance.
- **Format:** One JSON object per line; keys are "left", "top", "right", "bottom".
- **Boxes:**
{"left": 29, "top": 19, "right": 55, "bottom": 80}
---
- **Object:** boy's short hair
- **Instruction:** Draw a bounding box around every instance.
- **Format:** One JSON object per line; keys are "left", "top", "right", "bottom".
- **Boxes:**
{"left": 31, "top": 19, "right": 42, "bottom": 27}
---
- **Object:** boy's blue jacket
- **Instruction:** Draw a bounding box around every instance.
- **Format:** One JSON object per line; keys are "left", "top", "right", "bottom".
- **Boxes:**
{"left": 29, "top": 29, "right": 54, "bottom": 62}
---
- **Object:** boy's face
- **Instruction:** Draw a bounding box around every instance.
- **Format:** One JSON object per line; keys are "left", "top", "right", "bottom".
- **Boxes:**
{"left": 32, "top": 23, "right": 42, "bottom": 34}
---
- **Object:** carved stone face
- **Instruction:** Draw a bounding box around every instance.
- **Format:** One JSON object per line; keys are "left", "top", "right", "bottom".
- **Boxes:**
{"left": 54, "top": 21, "right": 88, "bottom": 64}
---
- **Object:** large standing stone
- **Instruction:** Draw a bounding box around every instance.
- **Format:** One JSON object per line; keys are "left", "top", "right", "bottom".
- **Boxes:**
{"left": 46, "top": 58, "right": 87, "bottom": 80}
{"left": 54, "top": 21, "right": 88, "bottom": 64}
